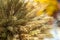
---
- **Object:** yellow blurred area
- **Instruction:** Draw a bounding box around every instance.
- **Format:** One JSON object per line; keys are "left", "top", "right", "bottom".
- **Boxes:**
{"left": 34, "top": 0, "right": 58, "bottom": 16}
{"left": 34, "top": 0, "right": 50, "bottom": 4}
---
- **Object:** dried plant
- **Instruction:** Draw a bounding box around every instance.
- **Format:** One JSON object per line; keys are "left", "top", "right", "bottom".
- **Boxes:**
{"left": 0, "top": 0, "right": 53, "bottom": 40}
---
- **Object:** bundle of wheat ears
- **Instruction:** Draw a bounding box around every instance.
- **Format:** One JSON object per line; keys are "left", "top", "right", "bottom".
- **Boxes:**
{"left": 0, "top": 0, "right": 53, "bottom": 40}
